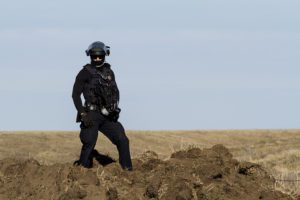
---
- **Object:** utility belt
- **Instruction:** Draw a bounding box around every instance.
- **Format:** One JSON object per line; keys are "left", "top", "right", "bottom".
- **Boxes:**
{"left": 84, "top": 102, "right": 109, "bottom": 116}
{"left": 84, "top": 102, "right": 100, "bottom": 111}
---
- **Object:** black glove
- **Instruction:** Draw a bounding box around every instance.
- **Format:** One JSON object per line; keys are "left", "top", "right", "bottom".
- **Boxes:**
{"left": 108, "top": 108, "right": 121, "bottom": 122}
{"left": 80, "top": 112, "right": 93, "bottom": 128}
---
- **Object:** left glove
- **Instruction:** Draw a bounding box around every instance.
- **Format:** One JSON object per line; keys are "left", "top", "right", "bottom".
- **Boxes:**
{"left": 108, "top": 108, "right": 121, "bottom": 122}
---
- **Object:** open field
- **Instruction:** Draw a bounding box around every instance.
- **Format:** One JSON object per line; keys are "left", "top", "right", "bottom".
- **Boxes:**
{"left": 0, "top": 129, "right": 299, "bottom": 198}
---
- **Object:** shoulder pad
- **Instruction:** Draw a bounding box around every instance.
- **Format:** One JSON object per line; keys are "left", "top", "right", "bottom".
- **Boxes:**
{"left": 103, "top": 63, "right": 111, "bottom": 68}
{"left": 83, "top": 64, "right": 91, "bottom": 69}
{"left": 83, "top": 64, "right": 96, "bottom": 75}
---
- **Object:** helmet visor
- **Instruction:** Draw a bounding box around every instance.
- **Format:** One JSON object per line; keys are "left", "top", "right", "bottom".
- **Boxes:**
{"left": 89, "top": 48, "right": 106, "bottom": 56}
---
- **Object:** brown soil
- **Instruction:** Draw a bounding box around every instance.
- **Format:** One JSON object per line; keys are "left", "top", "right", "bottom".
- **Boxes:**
{"left": 0, "top": 144, "right": 293, "bottom": 200}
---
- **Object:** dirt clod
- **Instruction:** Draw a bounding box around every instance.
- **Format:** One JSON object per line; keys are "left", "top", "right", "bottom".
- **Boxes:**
{"left": 106, "top": 187, "right": 118, "bottom": 200}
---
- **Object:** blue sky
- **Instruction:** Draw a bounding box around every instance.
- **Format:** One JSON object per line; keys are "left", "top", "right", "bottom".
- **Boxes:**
{"left": 0, "top": 0, "right": 299, "bottom": 130}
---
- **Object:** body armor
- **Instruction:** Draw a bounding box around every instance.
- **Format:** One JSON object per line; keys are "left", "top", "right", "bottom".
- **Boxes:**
{"left": 83, "top": 63, "right": 119, "bottom": 113}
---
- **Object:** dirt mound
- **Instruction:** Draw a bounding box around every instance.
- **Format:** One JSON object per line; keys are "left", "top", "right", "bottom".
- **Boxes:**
{"left": 0, "top": 144, "right": 293, "bottom": 200}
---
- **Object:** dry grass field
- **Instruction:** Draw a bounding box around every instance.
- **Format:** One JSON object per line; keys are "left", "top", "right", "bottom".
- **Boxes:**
{"left": 0, "top": 129, "right": 299, "bottom": 197}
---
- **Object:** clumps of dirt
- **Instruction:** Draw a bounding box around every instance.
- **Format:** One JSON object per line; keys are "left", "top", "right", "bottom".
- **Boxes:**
{"left": 0, "top": 144, "right": 294, "bottom": 200}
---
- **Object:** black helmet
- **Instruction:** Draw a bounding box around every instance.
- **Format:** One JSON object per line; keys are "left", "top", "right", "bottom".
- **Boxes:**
{"left": 85, "top": 41, "right": 110, "bottom": 56}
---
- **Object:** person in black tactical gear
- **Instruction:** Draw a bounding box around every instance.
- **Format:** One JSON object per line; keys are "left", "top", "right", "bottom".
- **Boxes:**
{"left": 72, "top": 41, "right": 133, "bottom": 170}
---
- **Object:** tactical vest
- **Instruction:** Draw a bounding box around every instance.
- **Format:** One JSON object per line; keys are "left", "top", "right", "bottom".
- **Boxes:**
{"left": 82, "top": 63, "right": 120, "bottom": 112}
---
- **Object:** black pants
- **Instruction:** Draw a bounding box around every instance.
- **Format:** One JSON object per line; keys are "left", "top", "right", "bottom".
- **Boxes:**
{"left": 79, "top": 111, "right": 132, "bottom": 169}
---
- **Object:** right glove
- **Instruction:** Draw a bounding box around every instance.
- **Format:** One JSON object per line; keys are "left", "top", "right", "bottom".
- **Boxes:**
{"left": 80, "top": 112, "right": 93, "bottom": 128}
